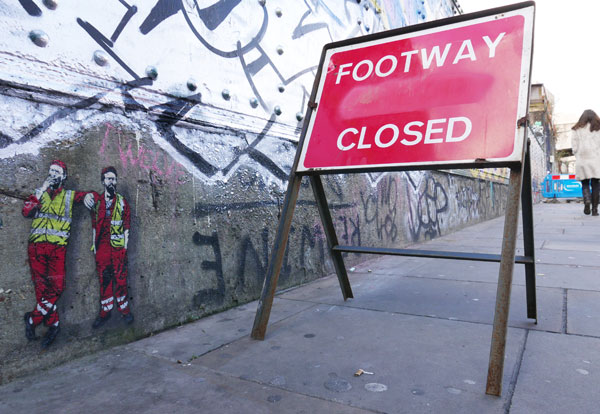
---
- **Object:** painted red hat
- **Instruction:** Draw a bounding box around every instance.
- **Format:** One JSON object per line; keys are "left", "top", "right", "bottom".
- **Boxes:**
{"left": 101, "top": 166, "right": 118, "bottom": 179}
{"left": 50, "top": 159, "right": 67, "bottom": 175}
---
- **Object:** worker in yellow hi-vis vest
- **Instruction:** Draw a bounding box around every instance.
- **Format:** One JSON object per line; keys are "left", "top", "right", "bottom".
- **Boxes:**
{"left": 22, "top": 160, "right": 94, "bottom": 349}
{"left": 87, "top": 166, "right": 133, "bottom": 329}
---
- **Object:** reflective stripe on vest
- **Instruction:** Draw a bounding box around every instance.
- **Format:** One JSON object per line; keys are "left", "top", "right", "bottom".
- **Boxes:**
{"left": 29, "top": 190, "right": 73, "bottom": 246}
{"left": 34, "top": 212, "right": 72, "bottom": 223}
{"left": 110, "top": 195, "right": 125, "bottom": 248}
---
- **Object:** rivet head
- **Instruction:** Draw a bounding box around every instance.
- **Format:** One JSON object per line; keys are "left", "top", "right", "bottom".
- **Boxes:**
{"left": 145, "top": 66, "right": 158, "bottom": 80}
{"left": 187, "top": 78, "right": 197, "bottom": 91}
{"left": 258, "top": 0, "right": 266, "bottom": 6}
{"left": 43, "top": 0, "right": 58, "bottom": 10}
{"left": 275, "top": 8, "right": 282, "bottom": 17}
{"left": 93, "top": 50, "right": 109, "bottom": 66}
{"left": 277, "top": 84, "right": 285, "bottom": 93}
{"left": 296, "top": 112, "right": 304, "bottom": 122}
{"left": 249, "top": 97, "right": 259, "bottom": 108}
{"left": 276, "top": 46, "right": 284, "bottom": 55}
{"left": 29, "top": 30, "right": 49, "bottom": 47}
{"left": 357, "top": 19, "right": 362, "bottom": 25}
{"left": 365, "top": 25, "right": 370, "bottom": 32}
{"left": 274, "top": 106, "right": 282, "bottom": 116}
{"left": 222, "top": 89, "right": 231, "bottom": 100}
{"left": 364, "top": 3, "right": 369, "bottom": 10}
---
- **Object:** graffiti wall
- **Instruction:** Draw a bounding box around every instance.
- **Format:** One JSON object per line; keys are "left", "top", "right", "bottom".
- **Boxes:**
{"left": 0, "top": 0, "right": 512, "bottom": 385}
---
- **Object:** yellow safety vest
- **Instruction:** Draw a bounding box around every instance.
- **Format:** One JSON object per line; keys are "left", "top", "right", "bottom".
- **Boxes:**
{"left": 29, "top": 189, "right": 73, "bottom": 246}
{"left": 95, "top": 194, "right": 126, "bottom": 248}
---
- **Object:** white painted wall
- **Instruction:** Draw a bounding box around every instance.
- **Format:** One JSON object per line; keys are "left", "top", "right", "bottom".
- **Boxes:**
{"left": 0, "top": 0, "right": 457, "bottom": 186}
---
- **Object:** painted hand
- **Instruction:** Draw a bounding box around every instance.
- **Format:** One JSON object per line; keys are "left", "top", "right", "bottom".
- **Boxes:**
{"left": 84, "top": 193, "right": 95, "bottom": 209}
{"left": 41, "top": 176, "right": 53, "bottom": 191}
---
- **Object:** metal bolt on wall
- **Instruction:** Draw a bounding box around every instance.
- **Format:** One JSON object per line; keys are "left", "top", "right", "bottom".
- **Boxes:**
{"left": 43, "top": 0, "right": 58, "bottom": 10}
{"left": 145, "top": 66, "right": 158, "bottom": 80}
{"left": 29, "top": 30, "right": 49, "bottom": 47}
{"left": 187, "top": 78, "right": 197, "bottom": 91}
{"left": 93, "top": 50, "right": 109, "bottom": 66}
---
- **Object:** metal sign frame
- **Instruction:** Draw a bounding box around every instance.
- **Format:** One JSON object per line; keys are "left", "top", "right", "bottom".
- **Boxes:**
{"left": 251, "top": 2, "right": 536, "bottom": 397}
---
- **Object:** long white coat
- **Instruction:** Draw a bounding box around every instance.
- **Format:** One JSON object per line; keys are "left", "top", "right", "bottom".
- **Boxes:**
{"left": 572, "top": 125, "right": 600, "bottom": 179}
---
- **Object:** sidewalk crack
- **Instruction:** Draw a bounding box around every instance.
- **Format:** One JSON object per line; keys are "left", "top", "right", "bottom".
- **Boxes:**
{"left": 562, "top": 289, "right": 568, "bottom": 334}
{"left": 503, "top": 329, "right": 529, "bottom": 413}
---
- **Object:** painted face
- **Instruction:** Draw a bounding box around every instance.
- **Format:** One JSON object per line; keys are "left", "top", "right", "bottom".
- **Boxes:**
{"left": 48, "top": 164, "right": 66, "bottom": 189}
{"left": 103, "top": 171, "right": 117, "bottom": 197}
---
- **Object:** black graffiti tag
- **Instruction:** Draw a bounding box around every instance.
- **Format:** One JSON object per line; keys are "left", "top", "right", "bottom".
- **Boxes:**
{"left": 77, "top": 0, "right": 140, "bottom": 79}
{"left": 361, "top": 176, "right": 398, "bottom": 242}
{"left": 192, "top": 231, "right": 226, "bottom": 307}
{"left": 406, "top": 173, "right": 449, "bottom": 241}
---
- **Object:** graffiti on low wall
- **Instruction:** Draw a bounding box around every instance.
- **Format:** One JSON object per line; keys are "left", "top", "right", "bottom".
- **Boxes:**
{"left": 20, "top": 160, "right": 134, "bottom": 349}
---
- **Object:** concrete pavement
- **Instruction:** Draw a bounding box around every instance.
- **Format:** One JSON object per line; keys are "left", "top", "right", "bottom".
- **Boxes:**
{"left": 2, "top": 202, "right": 600, "bottom": 413}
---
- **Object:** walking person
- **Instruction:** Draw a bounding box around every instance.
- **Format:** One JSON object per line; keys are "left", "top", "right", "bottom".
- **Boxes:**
{"left": 571, "top": 109, "right": 600, "bottom": 216}
{"left": 87, "top": 166, "right": 134, "bottom": 328}
{"left": 22, "top": 160, "right": 93, "bottom": 348}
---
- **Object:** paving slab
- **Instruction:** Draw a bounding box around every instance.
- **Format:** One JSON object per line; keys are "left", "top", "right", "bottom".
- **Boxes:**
{"left": 402, "top": 258, "right": 524, "bottom": 284}
{"left": 531, "top": 227, "right": 568, "bottom": 234}
{"left": 402, "top": 259, "right": 600, "bottom": 291}
{"left": 534, "top": 264, "right": 600, "bottom": 291}
{"left": 425, "top": 230, "right": 545, "bottom": 248}
{"left": 539, "top": 233, "right": 599, "bottom": 244}
{"left": 544, "top": 240, "right": 600, "bottom": 252}
{"left": 509, "top": 330, "right": 600, "bottom": 414}
{"left": 126, "top": 298, "right": 316, "bottom": 362}
{"left": 0, "top": 348, "right": 372, "bottom": 414}
{"left": 195, "top": 304, "right": 525, "bottom": 414}
{"left": 279, "top": 273, "right": 560, "bottom": 332}
{"left": 567, "top": 289, "right": 600, "bottom": 337}
{"left": 348, "top": 255, "right": 427, "bottom": 276}
{"left": 534, "top": 249, "right": 600, "bottom": 267}
{"left": 563, "top": 225, "right": 600, "bottom": 236}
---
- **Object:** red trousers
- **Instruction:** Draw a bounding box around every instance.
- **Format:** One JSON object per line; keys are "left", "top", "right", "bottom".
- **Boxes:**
{"left": 96, "top": 243, "right": 130, "bottom": 317}
{"left": 28, "top": 242, "right": 65, "bottom": 327}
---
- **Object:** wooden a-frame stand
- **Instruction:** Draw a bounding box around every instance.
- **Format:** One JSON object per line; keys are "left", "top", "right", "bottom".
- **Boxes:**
{"left": 250, "top": 130, "right": 537, "bottom": 397}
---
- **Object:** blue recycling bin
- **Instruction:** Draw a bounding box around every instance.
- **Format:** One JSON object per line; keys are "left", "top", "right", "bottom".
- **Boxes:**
{"left": 541, "top": 174, "right": 583, "bottom": 199}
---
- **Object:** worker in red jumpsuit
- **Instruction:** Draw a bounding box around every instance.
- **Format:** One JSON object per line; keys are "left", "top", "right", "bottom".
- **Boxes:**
{"left": 88, "top": 166, "right": 134, "bottom": 328}
{"left": 23, "top": 160, "right": 94, "bottom": 348}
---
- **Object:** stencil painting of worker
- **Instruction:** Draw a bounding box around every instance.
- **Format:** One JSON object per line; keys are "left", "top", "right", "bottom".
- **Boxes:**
{"left": 22, "top": 160, "right": 94, "bottom": 348}
{"left": 87, "top": 166, "right": 134, "bottom": 328}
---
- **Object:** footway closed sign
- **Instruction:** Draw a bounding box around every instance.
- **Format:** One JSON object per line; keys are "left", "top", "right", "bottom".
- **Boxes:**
{"left": 298, "top": 4, "right": 534, "bottom": 172}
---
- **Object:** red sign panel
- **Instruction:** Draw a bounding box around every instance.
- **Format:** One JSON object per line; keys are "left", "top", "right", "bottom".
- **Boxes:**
{"left": 298, "top": 5, "right": 534, "bottom": 171}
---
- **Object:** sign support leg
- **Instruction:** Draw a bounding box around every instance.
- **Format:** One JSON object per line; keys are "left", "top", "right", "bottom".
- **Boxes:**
{"left": 251, "top": 172, "right": 303, "bottom": 340}
{"left": 521, "top": 141, "right": 537, "bottom": 322}
{"left": 486, "top": 166, "right": 524, "bottom": 396}
{"left": 310, "top": 175, "right": 354, "bottom": 300}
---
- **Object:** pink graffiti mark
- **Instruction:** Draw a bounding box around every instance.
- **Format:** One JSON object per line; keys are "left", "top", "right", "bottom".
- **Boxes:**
{"left": 99, "top": 123, "right": 113, "bottom": 155}
{"left": 101, "top": 123, "right": 186, "bottom": 185}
